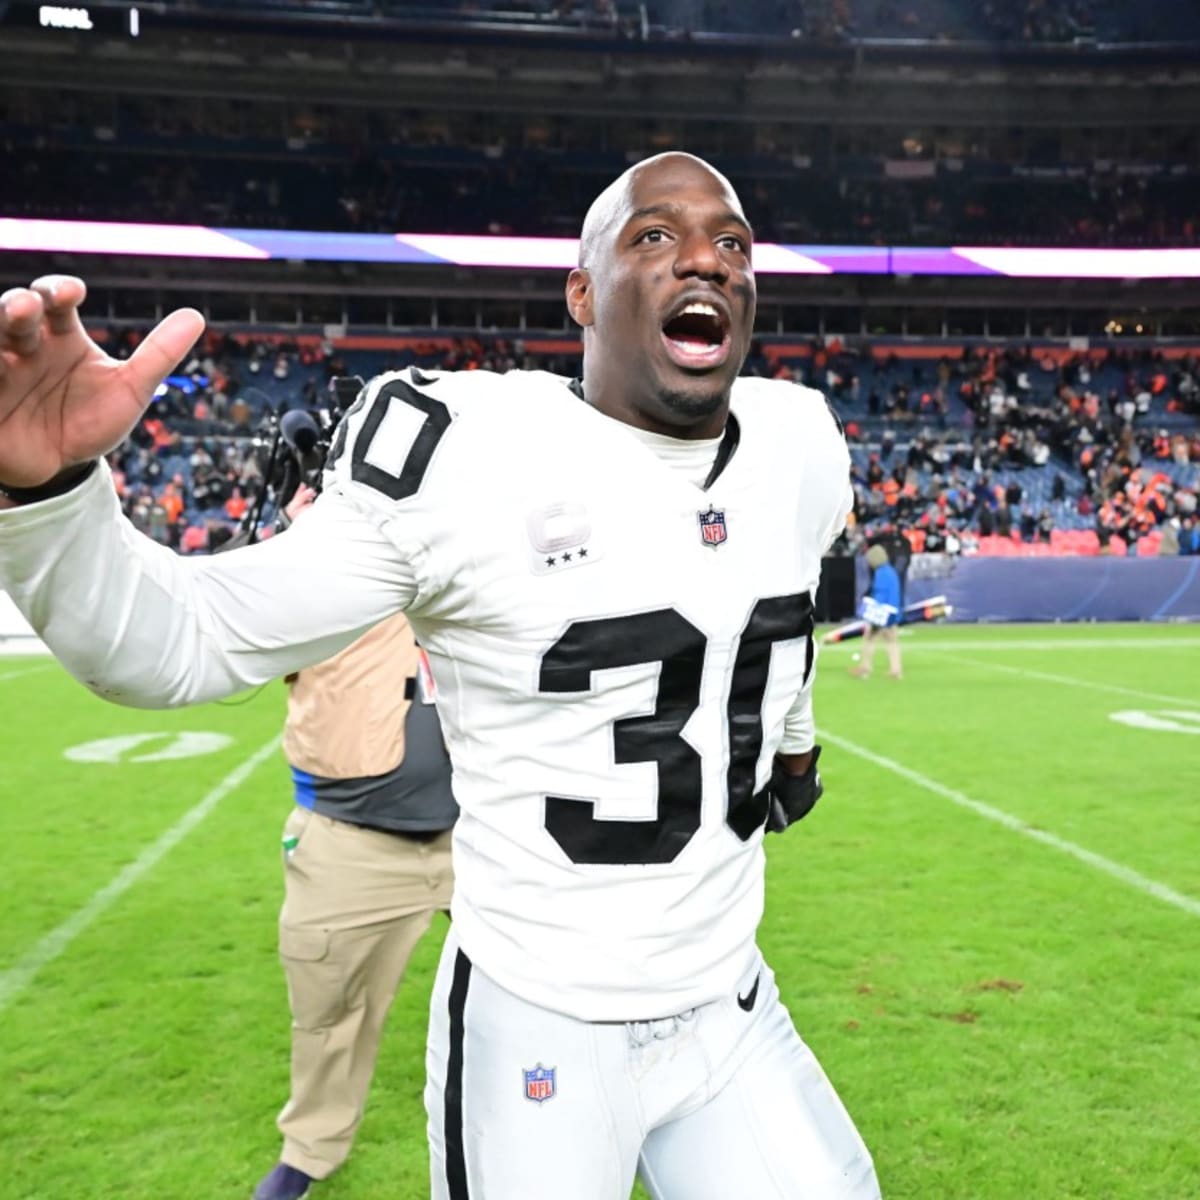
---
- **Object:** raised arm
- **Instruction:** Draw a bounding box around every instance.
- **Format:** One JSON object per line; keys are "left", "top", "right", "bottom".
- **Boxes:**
{"left": 0, "top": 275, "right": 203, "bottom": 500}
{"left": 0, "top": 277, "right": 416, "bottom": 706}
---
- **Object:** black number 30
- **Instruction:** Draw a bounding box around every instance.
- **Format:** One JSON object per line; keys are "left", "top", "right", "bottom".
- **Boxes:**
{"left": 538, "top": 596, "right": 813, "bottom": 865}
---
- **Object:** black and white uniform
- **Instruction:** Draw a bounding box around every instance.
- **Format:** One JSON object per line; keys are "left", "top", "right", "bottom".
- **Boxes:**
{"left": 0, "top": 368, "right": 879, "bottom": 1200}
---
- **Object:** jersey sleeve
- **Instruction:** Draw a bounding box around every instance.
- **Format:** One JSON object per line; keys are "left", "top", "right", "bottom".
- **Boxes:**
{"left": 319, "top": 366, "right": 484, "bottom": 614}
{"left": 736, "top": 379, "right": 848, "bottom": 757}
{"left": 0, "top": 458, "right": 418, "bottom": 708}
{"left": 777, "top": 641, "right": 818, "bottom": 755}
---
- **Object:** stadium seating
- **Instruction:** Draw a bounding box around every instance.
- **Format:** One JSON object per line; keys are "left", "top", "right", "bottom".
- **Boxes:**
{"left": 172, "top": 0, "right": 1200, "bottom": 43}
{"left": 6, "top": 128, "right": 1196, "bottom": 248}
{"left": 100, "top": 327, "right": 1198, "bottom": 559}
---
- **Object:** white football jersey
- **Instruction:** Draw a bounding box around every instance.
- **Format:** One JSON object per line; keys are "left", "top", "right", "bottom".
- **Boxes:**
{"left": 322, "top": 368, "right": 852, "bottom": 1019}
{"left": 0, "top": 366, "right": 850, "bottom": 1023}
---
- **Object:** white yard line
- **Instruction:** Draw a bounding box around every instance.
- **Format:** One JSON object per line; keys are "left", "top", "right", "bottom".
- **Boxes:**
{"left": 0, "top": 663, "right": 54, "bottom": 683}
{"left": 937, "top": 655, "right": 1200, "bottom": 708}
{"left": 828, "top": 637, "right": 1200, "bottom": 652}
{"left": 818, "top": 729, "right": 1200, "bottom": 920}
{"left": 0, "top": 736, "right": 282, "bottom": 1013}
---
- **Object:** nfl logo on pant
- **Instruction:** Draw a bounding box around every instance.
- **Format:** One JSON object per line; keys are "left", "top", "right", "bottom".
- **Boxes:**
{"left": 523, "top": 1064, "right": 556, "bottom": 1104}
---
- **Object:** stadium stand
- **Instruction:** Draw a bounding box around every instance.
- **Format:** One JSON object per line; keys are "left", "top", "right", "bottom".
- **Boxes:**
{"left": 4, "top": 0, "right": 1200, "bottom": 248}
{"left": 97, "top": 326, "right": 1199, "bottom": 560}
{"left": 133, "top": 0, "right": 1200, "bottom": 44}
{"left": 4, "top": 99, "right": 1198, "bottom": 246}
{"left": 2, "top": 0, "right": 1198, "bottom": 568}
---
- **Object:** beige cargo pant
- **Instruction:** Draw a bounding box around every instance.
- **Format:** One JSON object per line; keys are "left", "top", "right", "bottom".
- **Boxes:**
{"left": 275, "top": 806, "right": 454, "bottom": 1179}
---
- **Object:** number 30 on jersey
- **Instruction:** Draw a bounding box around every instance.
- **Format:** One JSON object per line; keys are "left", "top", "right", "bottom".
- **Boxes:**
{"left": 538, "top": 596, "right": 814, "bottom": 866}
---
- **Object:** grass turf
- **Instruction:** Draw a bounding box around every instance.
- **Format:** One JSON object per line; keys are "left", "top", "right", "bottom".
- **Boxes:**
{"left": 1, "top": 623, "right": 1197, "bottom": 1198}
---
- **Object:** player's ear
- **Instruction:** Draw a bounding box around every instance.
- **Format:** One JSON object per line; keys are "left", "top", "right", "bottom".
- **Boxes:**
{"left": 566, "top": 268, "right": 594, "bottom": 328}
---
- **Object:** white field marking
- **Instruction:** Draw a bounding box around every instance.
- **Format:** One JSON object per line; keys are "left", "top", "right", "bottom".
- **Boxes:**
{"left": 938, "top": 654, "right": 1199, "bottom": 708}
{"left": 0, "top": 735, "right": 282, "bottom": 1014}
{"left": 824, "top": 637, "right": 1200, "bottom": 652}
{"left": 64, "top": 731, "right": 235, "bottom": 764}
{"left": 1109, "top": 710, "right": 1200, "bottom": 735}
{"left": 818, "top": 729, "right": 1200, "bottom": 919}
{"left": 0, "top": 663, "right": 54, "bottom": 683}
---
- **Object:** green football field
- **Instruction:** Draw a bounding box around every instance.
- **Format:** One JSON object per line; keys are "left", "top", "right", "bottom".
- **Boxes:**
{"left": 2, "top": 623, "right": 1198, "bottom": 1200}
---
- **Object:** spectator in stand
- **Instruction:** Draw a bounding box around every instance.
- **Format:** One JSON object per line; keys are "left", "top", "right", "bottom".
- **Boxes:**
{"left": 181, "top": 521, "right": 210, "bottom": 555}
{"left": 1037, "top": 509, "right": 1054, "bottom": 543}
{"left": 160, "top": 479, "right": 185, "bottom": 527}
{"left": 225, "top": 486, "right": 249, "bottom": 523}
{"left": 995, "top": 499, "right": 1013, "bottom": 539}
{"left": 147, "top": 499, "right": 170, "bottom": 546}
{"left": 1181, "top": 516, "right": 1200, "bottom": 556}
{"left": 229, "top": 395, "right": 252, "bottom": 429}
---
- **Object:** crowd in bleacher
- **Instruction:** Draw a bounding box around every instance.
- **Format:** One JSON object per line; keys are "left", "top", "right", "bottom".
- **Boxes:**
{"left": 777, "top": 340, "right": 1200, "bottom": 556}
{"left": 97, "top": 327, "right": 1200, "bottom": 559}
{"left": 101, "top": 328, "right": 581, "bottom": 553}
{"left": 649, "top": 0, "right": 1104, "bottom": 43}
{"left": 8, "top": 139, "right": 1196, "bottom": 249}
{"left": 6, "top": 70, "right": 1200, "bottom": 248}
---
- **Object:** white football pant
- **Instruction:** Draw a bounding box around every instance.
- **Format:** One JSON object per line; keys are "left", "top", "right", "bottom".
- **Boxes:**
{"left": 426, "top": 928, "right": 880, "bottom": 1199}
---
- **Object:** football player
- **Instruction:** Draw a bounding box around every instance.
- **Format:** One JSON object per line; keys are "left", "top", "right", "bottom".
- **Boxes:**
{"left": 0, "top": 153, "right": 880, "bottom": 1200}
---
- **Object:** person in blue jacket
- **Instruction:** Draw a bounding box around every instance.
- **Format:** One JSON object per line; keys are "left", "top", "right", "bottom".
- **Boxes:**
{"left": 851, "top": 543, "right": 903, "bottom": 680}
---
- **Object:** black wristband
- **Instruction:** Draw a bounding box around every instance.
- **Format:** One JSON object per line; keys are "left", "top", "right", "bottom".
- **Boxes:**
{"left": 0, "top": 461, "right": 100, "bottom": 505}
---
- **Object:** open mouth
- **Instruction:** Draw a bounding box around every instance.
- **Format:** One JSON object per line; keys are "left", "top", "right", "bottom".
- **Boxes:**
{"left": 660, "top": 300, "right": 732, "bottom": 371}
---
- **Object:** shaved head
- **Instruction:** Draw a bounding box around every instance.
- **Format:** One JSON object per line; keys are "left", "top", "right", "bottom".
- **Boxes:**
{"left": 566, "top": 150, "right": 756, "bottom": 440}
{"left": 577, "top": 152, "right": 743, "bottom": 268}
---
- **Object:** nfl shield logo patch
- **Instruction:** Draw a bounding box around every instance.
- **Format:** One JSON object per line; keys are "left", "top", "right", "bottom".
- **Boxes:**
{"left": 523, "top": 1064, "right": 556, "bottom": 1104}
{"left": 697, "top": 505, "right": 728, "bottom": 548}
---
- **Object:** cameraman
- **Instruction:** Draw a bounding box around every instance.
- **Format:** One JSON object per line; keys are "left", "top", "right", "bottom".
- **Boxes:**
{"left": 255, "top": 485, "right": 457, "bottom": 1200}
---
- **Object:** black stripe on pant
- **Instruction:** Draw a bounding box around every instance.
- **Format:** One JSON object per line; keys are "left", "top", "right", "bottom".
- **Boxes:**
{"left": 445, "top": 948, "right": 472, "bottom": 1199}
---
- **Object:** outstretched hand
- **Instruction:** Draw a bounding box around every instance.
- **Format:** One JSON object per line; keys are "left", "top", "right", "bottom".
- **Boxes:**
{"left": 0, "top": 275, "right": 205, "bottom": 492}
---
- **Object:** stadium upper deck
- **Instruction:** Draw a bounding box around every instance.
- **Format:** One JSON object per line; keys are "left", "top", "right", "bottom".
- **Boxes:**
{"left": 45, "top": 0, "right": 1195, "bottom": 47}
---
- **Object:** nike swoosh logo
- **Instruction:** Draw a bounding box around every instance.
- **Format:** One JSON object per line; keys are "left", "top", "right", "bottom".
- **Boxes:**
{"left": 737, "top": 972, "right": 760, "bottom": 1012}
